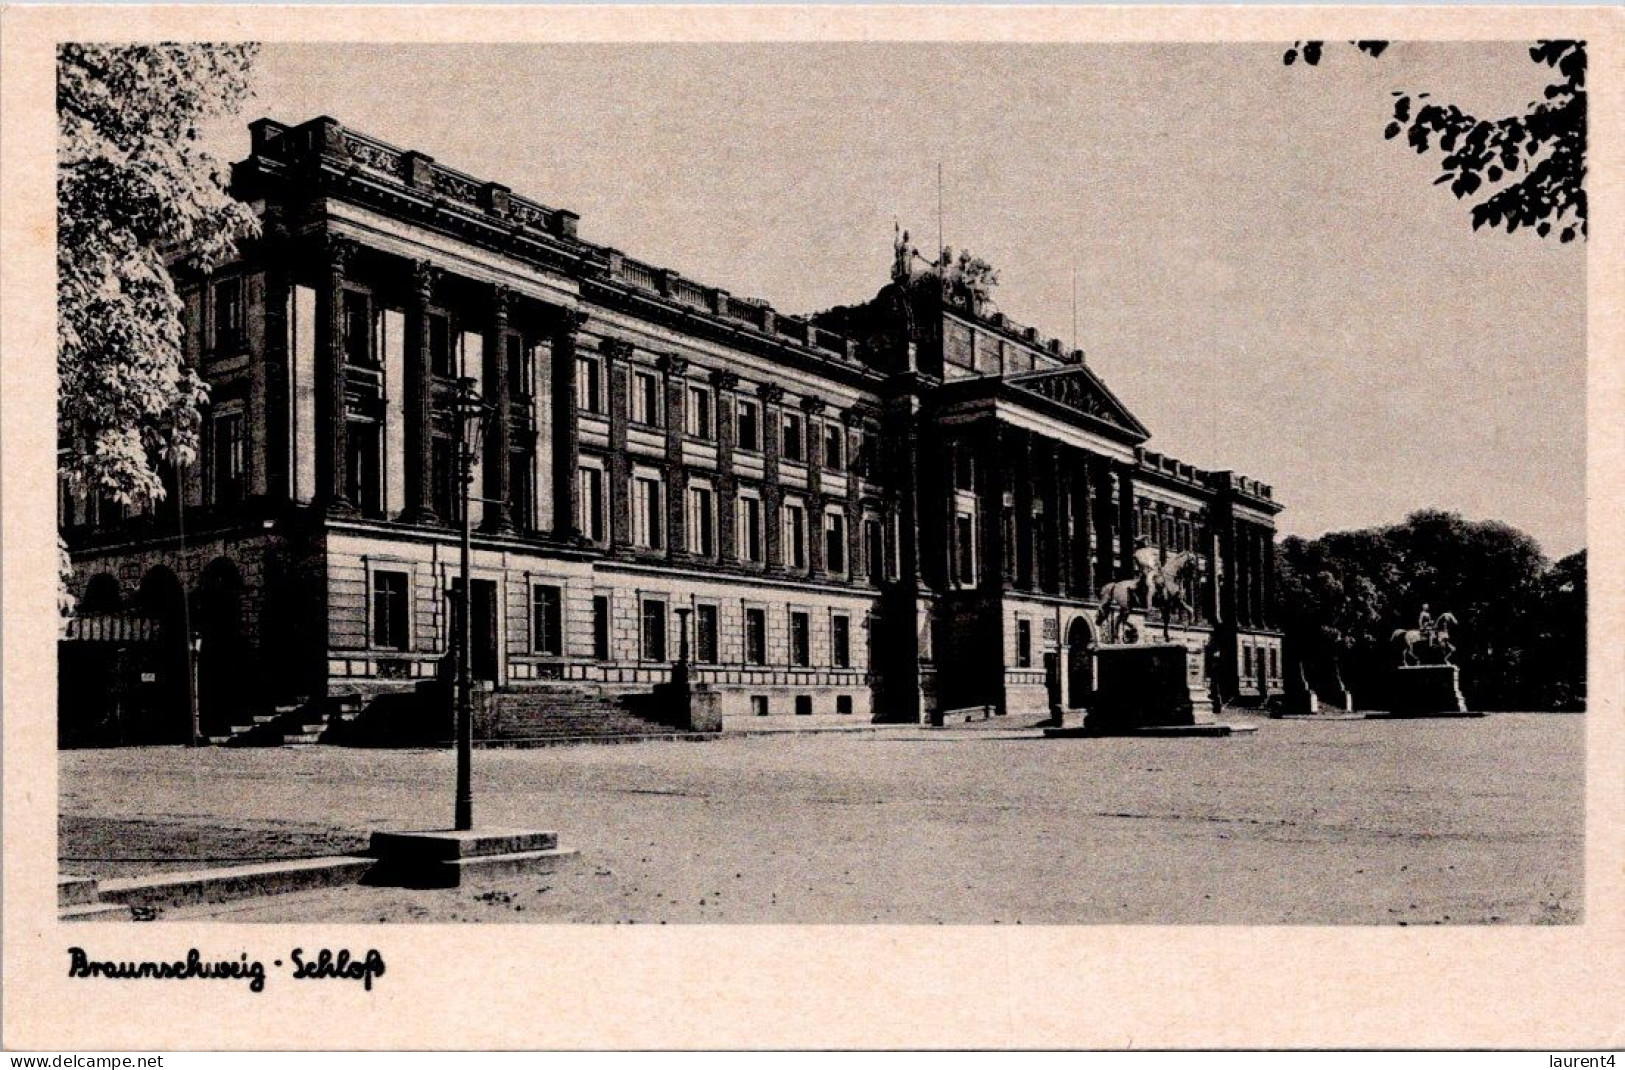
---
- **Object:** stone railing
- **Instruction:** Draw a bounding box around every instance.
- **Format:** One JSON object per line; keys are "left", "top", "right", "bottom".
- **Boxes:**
{"left": 616, "top": 257, "right": 661, "bottom": 293}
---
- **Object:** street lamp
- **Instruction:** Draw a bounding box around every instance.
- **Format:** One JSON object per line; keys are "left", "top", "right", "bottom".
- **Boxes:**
{"left": 451, "top": 375, "right": 489, "bottom": 832}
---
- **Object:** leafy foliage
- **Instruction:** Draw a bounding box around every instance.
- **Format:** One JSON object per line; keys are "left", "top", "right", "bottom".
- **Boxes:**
{"left": 58, "top": 43, "right": 260, "bottom": 509}
{"left": 1284, "top": 40, "right": 1587, "bottom": 241}
{"left": 1277, "top": 511, "right": 1585, "bottom": 710}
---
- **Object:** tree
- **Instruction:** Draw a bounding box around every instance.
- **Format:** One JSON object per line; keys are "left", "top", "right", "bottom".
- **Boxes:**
{"left": 1283, "top": 40, "right": 1587, "bottom": 241}
{"left": 57, "top": 43, "right": 260, "bottom": 511}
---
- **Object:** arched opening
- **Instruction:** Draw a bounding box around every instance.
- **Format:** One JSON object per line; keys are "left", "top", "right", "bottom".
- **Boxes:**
{"left": 196, "top": 558, "right": 247, "bottom": 735}
{"left": 80, "top": 573, "right": 123, "bottom": 614}
{"left": 136, "top": 566, "right": 190, "bottom": 743}
{"left": 1066, "top": 616, "right": 1096, "bottom": 709}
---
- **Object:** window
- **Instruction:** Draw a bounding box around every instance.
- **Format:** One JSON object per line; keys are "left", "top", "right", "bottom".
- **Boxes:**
{"left": 576, "top": 354, "right": 602, "bottom": 414}
{"left": 509, "top": 447, "right": 534, "bottom": 531}
{"left": 751, "top": 695, "right": 770, "bottom": 717}
{"left": 782, "top": 412, "right": 804, "bottom": 462}
{"left": 592, "top": 595, "right": 610, "bottom": 660}
{"left": 824, "top": 423, "right": 844, "bottom": 472}
{"left": 632, "top": 474, "right": 664, "bottom": 550}
{"left": 685, "top": 384, "right": 713, "bottom": 439}
{"left": 429, "top": 314, "right": 454, "bottom": 377}
{"left": 790, "top": 611, "right": 810, "bottom": 667}
{"left": 687, "top": 484, "right": 715, "bottom": 557}
{"left": 955, "top": 512, "right": 976, "bottom": 585}
{"left": 695, "top": 604, "right": 718, "bottom": 664}
{"left": 371, "top": 570, "right": 410, "bottom": 651}
{"left": 744, "top": 608, "right": 767, "bottom": 665}
{"left": 507, "top": 336, "right": 532, "bottom": 397}
{"left": 738, "top": 492, "right": 763, "bottom": 563}
{"left": 1017, "top": 620, "right": 1033, "bottom": 668}
{"left": 795, "top": 695, "right": 813, "bottom": 716}
{"left": 1243, "top": 646, "right": 1253, "bottom": 678}
{"left": 783, "top": 501, "right": 807, "bottom": 570}
{"left": 342, "top": 291, "right": 375, "bottom": 366}
{"left": 208, "top": 410, "right": 245, "bottom": 505}
{"left": 432, "top": 437, "right": 457, "bottom": 521}
{"left": 864, "top": 516, "right": 885, "bottom": 581}
{"left": 854, "top": 429, "right": 879, "bottom": 478}
{"left": 736, "top": 398, "right": 760, "bottom": 452}
{"left": 954, "top": 449, "right": 975, "bottom": 491}
{"left": 1269, "top": 647, "right": 1279, "bottom": 679}
{"left": 641, "top": 599, "right": 667, "bottom": 662}
{"left": 824, "top": 510, "right": 846, "bottom": 575}
{"left": 577, "top": 465, "right": 605, "bottom": 542}
{"left": 632, "top": 369, "right": 662, "bottom": 427}
{"left": 346, "top": 419, "right": 382, "bottom": 517}
{"left": 836, "top": 695, "right": 853, "bottom": 715}
{"left": 215, "top": 277, "right": 245, "bottom": 351}
{"left": 832, "top": 614, "right": 851, "bottom": 669}
{"left": 532, "top": 585, "right": 563, "bottom": 655}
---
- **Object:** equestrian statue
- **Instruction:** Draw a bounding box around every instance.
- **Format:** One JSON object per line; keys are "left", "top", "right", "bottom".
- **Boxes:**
{"left": 1096, "top": 539, "right": 1198, "bottom": 644}
{"left": 1392, "top": 603, "right": 1459, "bottom": 666}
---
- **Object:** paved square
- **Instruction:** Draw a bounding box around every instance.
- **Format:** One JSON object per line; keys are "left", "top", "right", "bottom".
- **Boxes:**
{"left": 59, "top": 714, "right": 1582, "bottom": 924}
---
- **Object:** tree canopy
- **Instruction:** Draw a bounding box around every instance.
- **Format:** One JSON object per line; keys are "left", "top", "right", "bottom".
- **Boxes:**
{"left": 1277, "top": 511, "right": 1584, "bottom": 711}
{"left": 57, "top": 43, "right": 260, "bottom": 510}
{"left": 1284, "top": 40, "right": 1587, "bottom": 241}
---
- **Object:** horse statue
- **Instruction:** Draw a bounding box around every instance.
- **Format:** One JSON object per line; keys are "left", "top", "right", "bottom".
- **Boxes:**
{"left": 1096, "top": 550, "right": 1197, "bottom": 643}
{"left": 1392, "top": 611, "right": 1459, "bottom": 666}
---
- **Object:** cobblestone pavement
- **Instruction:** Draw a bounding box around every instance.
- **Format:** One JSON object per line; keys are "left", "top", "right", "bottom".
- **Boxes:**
{"left": 59, "top": 713, "right": 1583, "bottom": 924}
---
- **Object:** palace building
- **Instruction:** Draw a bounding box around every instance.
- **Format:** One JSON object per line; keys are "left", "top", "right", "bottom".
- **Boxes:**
{"left": 58, "top": 116, "right": 1284, "bottom": 745}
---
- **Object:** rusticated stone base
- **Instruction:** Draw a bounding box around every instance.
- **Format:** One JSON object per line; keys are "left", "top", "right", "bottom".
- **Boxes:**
{"left": 1083, "top": 643, "right": 1214, "bottom": 733}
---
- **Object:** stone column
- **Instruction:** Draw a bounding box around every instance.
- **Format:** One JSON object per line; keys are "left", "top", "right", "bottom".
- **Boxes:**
{"left": 261, "top": 218, "right": 293, "bottom": 504}
{"left": 606, "top": 338, "right": 633, "bottom": 552}
{"left": 660, "top": 353, "right": 689, "bottom": 559}
{"left": 550, "top": 309, "right": 587, "bottom": 539}
{"left": 1092, "top": 455, "right": 1116, "bottom": 589}
{"left": 802, "top": 397, "right": 826, "bottom": 576}
{"left": 1013, "top": 430, "right": 1035, "bottom": 591}
{"left": 400, "top": 260, "right": 439, "bottom": 525}
{"left": 315, "top": 234, "right": 357, "bottom": 516}
{"left": 1117, "top": 463, "right": 1136, "bottom": 579}
{"left": 481, "top": 285, "right": 514, "bottom": 533}
{"left": 977, "top": 422, "right": 1006, "bottom": 594}
{"left": 713, "top": 370, "right": 740, "bottom": 565}
{"left": 1071, "top": 450, "right": 1094, "bottom": 596}
{"left": 1234, "top": 519, "right": 1252, "bottom": 627}
{"left": 1043, "top": 441, "right": 1065, "bottom": 595}
{"left": 760, "top": 384, "right": 784, "bottom": 573}
{"left": 842, "top": 407, "right": 863, "bottom": 583}
{"left": 1262, "top": 527, "right": 1276, "bottom": 629}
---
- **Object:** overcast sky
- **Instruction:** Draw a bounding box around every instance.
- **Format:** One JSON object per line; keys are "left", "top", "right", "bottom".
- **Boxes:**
{"left": 211, "top": 42, "right": 1587, "bottom": 558}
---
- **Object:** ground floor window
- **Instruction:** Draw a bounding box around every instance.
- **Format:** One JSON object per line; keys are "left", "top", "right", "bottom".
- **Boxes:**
{"left": 1017, "top": 619, "right": 1032, "bottom": 668}
{"left": 790, "top": 611, "right": 810, "bottom": 667}
{"left": 695, "top": 603, "right": 718, "bottom": 664}
{"left": 744, "top": 607, "right": 767, "bottom": 665}
{"left": 1243, "top": 645, "right": 1254, "bottom": 678}
{"left": 578, "top": 465, "right": 605, "bottom": 542}
{"left": 532, "top": 584, "right": 563, "bottom": 655}
{"left": 592, "top": 595, "right": 610, "bottom": 660}
{"left": 641, "top": 598, "right": 667, "bottom": 662}
{"left": 831, "top": 614, "right": 850, "bottom": 669}
{"left": 371, "top": 570, "right": 410, "bottom": 650}
{"left": 824, "top": 510, "right": 846, "bottom": 575}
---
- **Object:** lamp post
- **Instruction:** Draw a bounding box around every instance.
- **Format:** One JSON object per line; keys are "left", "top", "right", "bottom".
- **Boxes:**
{"left": 452, "top": 375, "right": 489, "bottom": 832}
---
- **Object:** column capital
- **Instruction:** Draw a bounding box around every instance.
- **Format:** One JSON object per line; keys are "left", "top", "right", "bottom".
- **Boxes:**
{"left": 657, "top": 352, "right": 688, "bottom": 377}
{"left": 552, "top": 307, "right": 588, "bottom": 335}
{"left": 757, "top": 383, "right": 784, "bottom": 404}
{"left": 490, "top": 283, "right": 514, "bottom": 324}
{"left": 321, "top": 233, "right": 359, "bottom": 273}
{"left": 410, "top": 259, "right": 440, "bottom": 301}
{"left": 601, "top": 337, "right": 634, "bottom": 362}
{"left": 799, "top": 396, "right": 826, "bottom": 415}
{"left": 710, "top": 368, "right": 740, "bottom": 391}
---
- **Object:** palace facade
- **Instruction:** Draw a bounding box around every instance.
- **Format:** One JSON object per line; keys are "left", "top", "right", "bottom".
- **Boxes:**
{"left": 59, "top": 116, "right": 1284, "bottom": 743}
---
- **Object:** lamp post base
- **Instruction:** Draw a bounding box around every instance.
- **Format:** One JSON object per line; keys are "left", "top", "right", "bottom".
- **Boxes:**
{"left": 365, "top": 828, "right": 576, "bottom": 889}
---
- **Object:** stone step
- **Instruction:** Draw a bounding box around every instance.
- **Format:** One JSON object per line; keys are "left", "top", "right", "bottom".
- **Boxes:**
{"left": 366, "top": 847, "right": 578, "bottom": 890}
{"left": 96, "top": 855, "right": 377, "bottom": 910}
{"left": 281, "top": 733, "right": 323, "bottom": 744}
{"left": 59, "top": 902, "right": 133, "bottom": 922}
{"left": 369, "top": 828, "right": 559, "bottom": 862}
{"left": 58, "top": 875, "right": 101, "bottom": 907}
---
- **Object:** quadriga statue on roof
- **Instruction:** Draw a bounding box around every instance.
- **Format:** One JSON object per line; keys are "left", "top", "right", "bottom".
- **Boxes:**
{"left": 1392, "top": 602, "right": 1460, "bottom": 666}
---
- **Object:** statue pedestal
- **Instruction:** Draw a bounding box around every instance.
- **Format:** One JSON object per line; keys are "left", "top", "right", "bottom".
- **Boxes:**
{"left": 1383, "top": 665, "right": 1476, "bottom": 717}
{"left": 1067, "top": 643, "right": 1216, "bottom": 734}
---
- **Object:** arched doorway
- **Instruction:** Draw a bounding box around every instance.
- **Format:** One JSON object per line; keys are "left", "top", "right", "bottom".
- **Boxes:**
{"left": 196, "top": 558, "right": 247, "bottom": 735}
{"left": 1066, "top": 617, "right": 1096, "bottom": 708}
{"left": 136, "top": 566, "right": 190, "bottom": 743}
{"left": 80, "top": 573, "right": 123, "bottom": 614}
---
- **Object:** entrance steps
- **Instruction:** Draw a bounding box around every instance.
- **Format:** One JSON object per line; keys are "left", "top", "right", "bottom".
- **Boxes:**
{"left": 208, "top": 695, "right": 362, "bottom": 747}
{"left": 483, "top": 683, "right": 694, "bottom": 746}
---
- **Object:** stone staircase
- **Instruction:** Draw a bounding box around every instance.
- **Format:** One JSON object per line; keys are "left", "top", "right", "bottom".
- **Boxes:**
{"left": 208, "top": 696, "right": 362, "bottom": 747}
{"left": 481, "top": 683, "right": 702, "bottom": 746}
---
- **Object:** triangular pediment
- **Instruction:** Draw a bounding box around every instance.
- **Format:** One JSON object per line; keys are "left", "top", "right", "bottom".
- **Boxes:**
{"left": 1005, "top": 365, "right": 1150, "bottom": 440}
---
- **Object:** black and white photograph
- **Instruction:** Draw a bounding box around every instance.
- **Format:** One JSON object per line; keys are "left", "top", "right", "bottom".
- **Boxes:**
{"left": 4, "top": 4, "right": 1619, "bottom": 1053}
